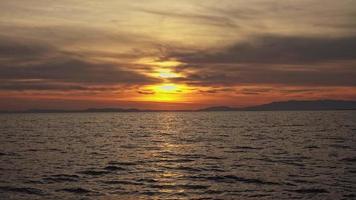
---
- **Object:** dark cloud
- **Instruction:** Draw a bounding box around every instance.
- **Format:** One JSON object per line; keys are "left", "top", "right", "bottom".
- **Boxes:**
{"left": 173, "top": 63, "right": 356, "bottom": 87}
{"left": 138, "top": 90, "right": 155, "bottom": 95}
{"left": 198, "top": 87, "right": 235, "bottom": 94}
{"left": 0, "top": 81, "right": 86, "bottom": 91}
{"left": 0, "top": 38, "right": 49, "bottom": 58}
{"left": 0, "top": 35, "right": 159, "bottom": 91}
{"left": 0, "top": 35, "right": 56, "bottom": 63}
{"left": 238, "top": 88, "right": 325, "bottom": 96}
{"left": 0, "top": 58, "right": 157, "bottom": 84}
{"left": 171, "top": 35, "right": 356, "bottom": 64}
{"left": 168, "top": 34, "right": 356, "bottom": 87}
{"left": 239, "top": 88, "right": 273, "bottom": 95}
{"left": 0, "top": 79, "right": 127, "bottom": 92}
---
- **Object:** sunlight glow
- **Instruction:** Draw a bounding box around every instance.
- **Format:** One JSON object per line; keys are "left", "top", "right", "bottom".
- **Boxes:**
{"left": 150, "top": 60, "right": 182, "bottom": 68}
{"left": 139, "top": 83, "right": 192, "bottom": 102}
{"left": 135, "top": 57, "right": 194, "bottom": 102}
{"left": 157, "top": 84, "right": 179, "bottom": 92}
{"left": 157, "top": 69, "right": 180, "bottom": 78}
{"left": 136, "top": 58, "right": 182, "bottom": 68}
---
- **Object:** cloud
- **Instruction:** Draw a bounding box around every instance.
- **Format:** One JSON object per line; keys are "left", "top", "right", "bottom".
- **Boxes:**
{"left": 171, "top": 35, "right": 356, "bottom": 64}
{"left": 0, "top": 35, "right": 159, "bottom": 92}
{"left": 238, "top": 87, "right": 325, "bottom": 96}
{"left": 167, "top": 34, "right": 356, "bottom": 87}
{"left": 138, "top": 9, "right": 238, "bottom": 28}
{"left": 0, "top": 81, "right": 87, "bottom": 91}
{"left": 198, "top": 87, "right": 235, "bottom": 94}
{"left": 0, "top": 35, "right": 56, "bottom": 64}
{"left": 0, "top": 37, "right": 49, "bottom": 58}
{"left": 0, "top": 58, "right": 157, "bottom": 84}
{"left": 0, "top": 78, "right": 136, "bottom": 92}
{"left": 173, "top": 63, "right": 356, "bottom": 87}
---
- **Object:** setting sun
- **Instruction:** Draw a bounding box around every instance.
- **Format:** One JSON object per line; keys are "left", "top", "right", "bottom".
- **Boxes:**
{"left": 156, "top": 84, "right": 180, "bottom": 92}
{"left": 139, "top": 83, "right": 192, "bottom": 102}
{"left": 137, "top": 56, "right": 192, "bottom": 102}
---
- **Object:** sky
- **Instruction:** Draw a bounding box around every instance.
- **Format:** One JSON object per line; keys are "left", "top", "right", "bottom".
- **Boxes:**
{"left": 0, "top": 0, "right": 356, "bottom": 110}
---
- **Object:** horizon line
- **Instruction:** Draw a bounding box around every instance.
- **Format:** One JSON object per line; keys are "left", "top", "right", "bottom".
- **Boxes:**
{"left": 1, "top": 99, "right": 356, "bottom": 113}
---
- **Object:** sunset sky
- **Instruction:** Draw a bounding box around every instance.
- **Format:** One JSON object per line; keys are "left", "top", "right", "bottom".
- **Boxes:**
{"left": 1, "top": 0, "right": 356, "bottom": 110}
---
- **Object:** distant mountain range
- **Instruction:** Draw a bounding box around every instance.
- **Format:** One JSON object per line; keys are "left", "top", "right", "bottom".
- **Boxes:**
{"left": 199, "top": 100, "right": 356, "bottom": 111}
{"left": 242, "top": 100, "right": 356, "bottom": 111}
{"left": 1, "top": 100, "right": 356, "bottom": 113}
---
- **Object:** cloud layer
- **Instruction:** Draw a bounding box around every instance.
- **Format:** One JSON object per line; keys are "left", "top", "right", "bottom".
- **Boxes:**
{"left": 0, "top": 0, "right": 356, "bottom": 109}
{"left": 0, "top": 35, "right": 158, "bottom": 92}
{"left": 169, "top": 35, "right": 356, "bottom": 87}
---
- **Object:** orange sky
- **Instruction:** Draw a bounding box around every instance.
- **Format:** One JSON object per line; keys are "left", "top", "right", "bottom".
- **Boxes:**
{"left": 0, "top": 0, "right": 356, "bottom": 110}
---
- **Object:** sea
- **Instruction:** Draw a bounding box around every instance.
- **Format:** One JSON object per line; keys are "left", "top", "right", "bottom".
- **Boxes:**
{"left": 0, "top": 111, "right": 355, "bottom": 200}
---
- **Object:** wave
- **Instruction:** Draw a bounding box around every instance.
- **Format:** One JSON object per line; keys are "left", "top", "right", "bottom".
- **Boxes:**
{"left": 341, "top": 157, "right": 356, "bottom": 162}
{"left": 78, "top": 170, "right": 110, "bottom": 176}
{"left": 108, "top": 161, "right": 139, "bottom": 166}
{"left": 43, "top": 174, "right": 80, "bottom": 183}
{"left": 57, "top": 187, "right": 94, "bottom": 194}
{"left": 102, "top": 180, "right": 144, "bottom": 186}
{"left": 150, "top": 184, "right": 210, "bottom": 190}
{"left": 287, "top": 188, "right": 329, "bottom": 194}
{"left": 104, "top": 165, "right": 126, "bottom": 171}
{"left": 189, "top": 175, "right": 280, "bottom": 185}
{"left": 0, "top": 186, "right": 45, "bottom": 196}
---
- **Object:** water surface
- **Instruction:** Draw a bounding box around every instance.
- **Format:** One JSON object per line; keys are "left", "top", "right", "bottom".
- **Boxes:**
{"left": 0, "top": 111, "right": 355, "bottom": 199}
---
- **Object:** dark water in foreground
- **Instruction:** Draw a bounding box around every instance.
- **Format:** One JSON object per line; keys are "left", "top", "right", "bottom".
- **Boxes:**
{"left": 0, "top": 111, "right": 355, "bottom": 200}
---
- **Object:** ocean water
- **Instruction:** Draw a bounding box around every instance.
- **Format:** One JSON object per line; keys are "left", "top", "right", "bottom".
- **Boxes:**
{"left": 0, "top": 111, "right": 355, "bottom": 200}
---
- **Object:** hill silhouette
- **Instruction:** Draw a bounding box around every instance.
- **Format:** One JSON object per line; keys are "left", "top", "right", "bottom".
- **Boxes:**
{"left": 243, "top": 100, "right": 356, "bottom": 111}
{"left": 200, "top": 100, "right": 356, "bottom": 111}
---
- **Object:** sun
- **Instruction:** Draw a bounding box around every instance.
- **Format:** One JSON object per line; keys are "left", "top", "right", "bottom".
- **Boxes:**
{"left": 135, "top": 57, "right": 194, "bottom": 102}
{"left": 140, "top": 83, "right": 191, "bottom": 102}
